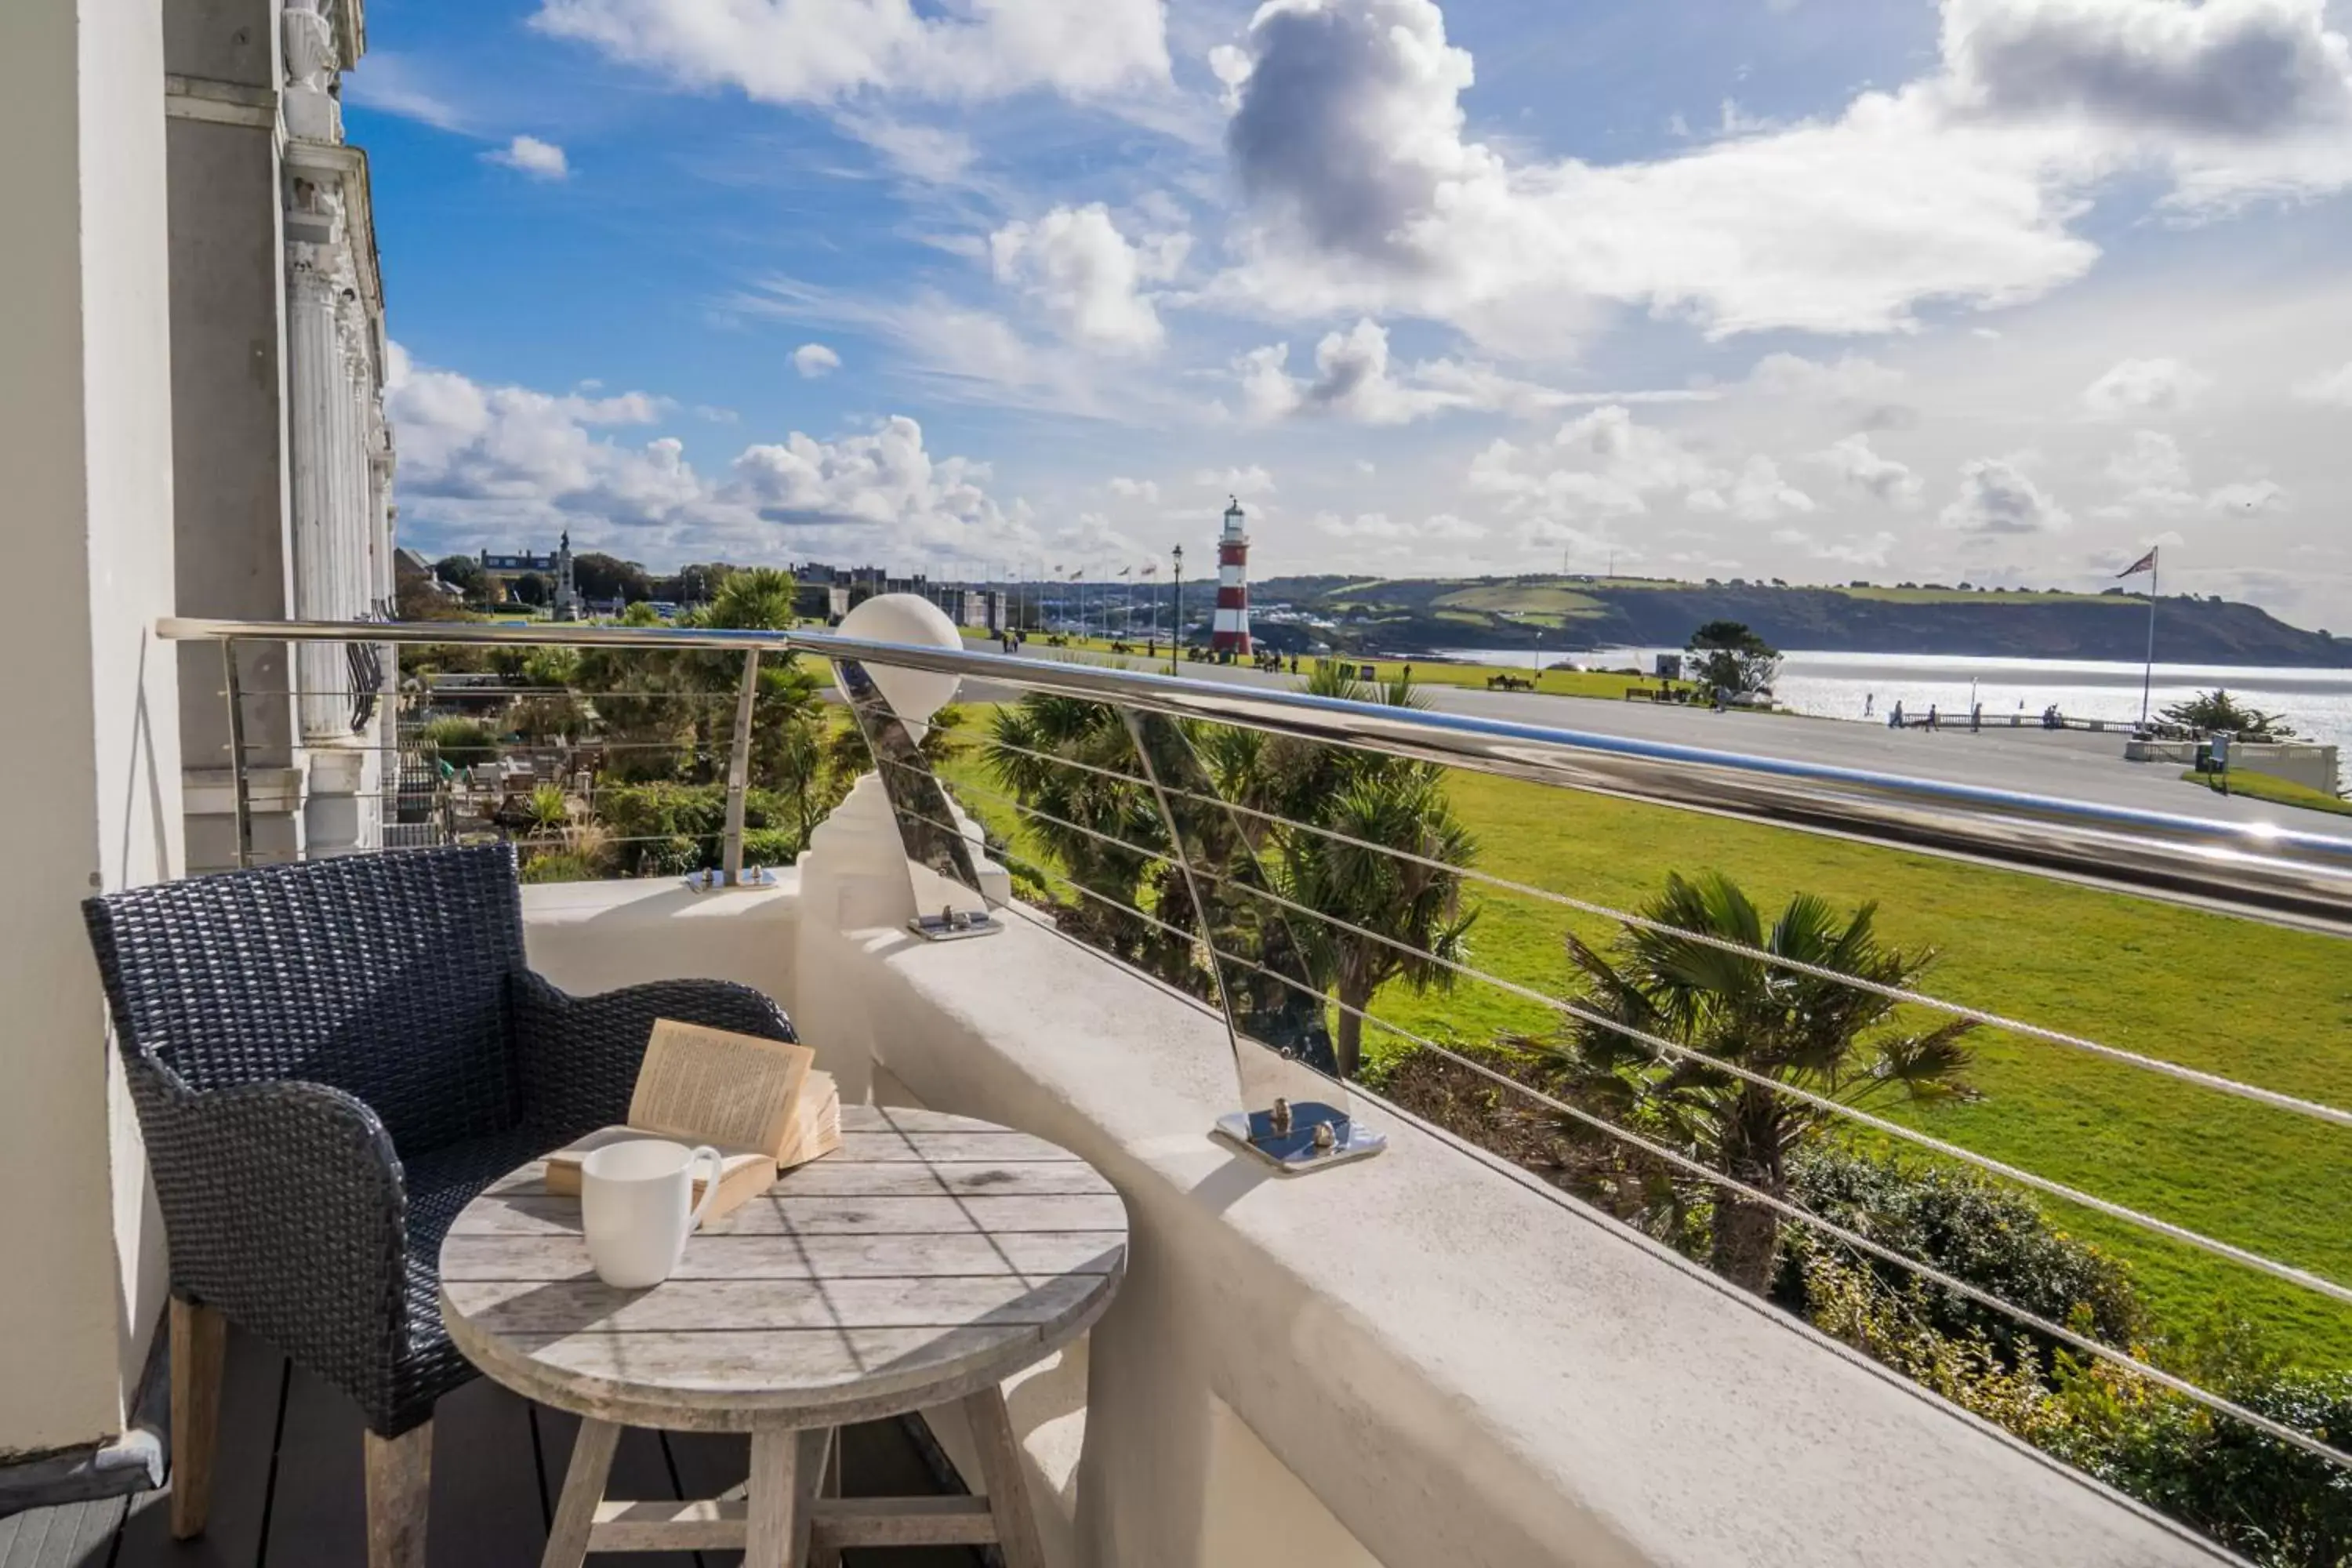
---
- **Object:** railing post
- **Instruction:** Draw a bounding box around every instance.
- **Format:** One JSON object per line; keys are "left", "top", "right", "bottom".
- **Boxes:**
{"left": 721, "top": 648, "right": 759, "bottom": 886}
{"left": 221, "top": 639, "right": 253, "bottom": 870}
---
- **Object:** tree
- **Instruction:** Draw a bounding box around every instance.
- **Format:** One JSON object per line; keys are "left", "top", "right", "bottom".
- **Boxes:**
{"left": 1280, "top": 763, "right": 1476, "bottom": 1080}
{"left": 434, "top": 554, "right": 487, "bottom": 601}
{"left": 574, "top": 551, "right": 652, "bottom": 605}
{"left": 1534, "top": 872, "right": 1974, "bottom": 1294}
{"left": 510, "top": 571, "right": 550, "bottom": 607}
{"left": 2158, "top": 689, "right": 2299, "bottom": 742}
{"left": 1685, "top": 619, "right": 1780, "bottom": 695}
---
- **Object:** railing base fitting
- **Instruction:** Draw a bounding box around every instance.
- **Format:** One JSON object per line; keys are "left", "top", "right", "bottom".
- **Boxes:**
{"left": 907, "top": 908, "right": 1005, "bottom": 942}
{"left": 1213, "top": 1099, "right": 1385, "bottom": 1172}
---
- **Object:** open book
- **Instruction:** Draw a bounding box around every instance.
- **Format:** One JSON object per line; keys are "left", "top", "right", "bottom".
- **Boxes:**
{"left": 544, "top": 1018, "right": 843, "bottom": 1221}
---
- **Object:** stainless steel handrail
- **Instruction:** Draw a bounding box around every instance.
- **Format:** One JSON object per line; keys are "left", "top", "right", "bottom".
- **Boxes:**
{"left": 157, "top": 615, "right": 2352, "bottom": 931}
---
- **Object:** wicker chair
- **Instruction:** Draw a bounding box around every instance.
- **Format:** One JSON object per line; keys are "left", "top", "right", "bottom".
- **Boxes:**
{"left": 82, "top": 844, "right": 796, "bottom": 1565}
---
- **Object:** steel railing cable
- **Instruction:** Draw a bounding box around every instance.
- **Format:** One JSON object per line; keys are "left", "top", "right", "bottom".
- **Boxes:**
{"left": 895, "top": 757, "right": 2352, "bottom": 1306}
{"left": 974, "top": 731, "right": 2352, "bottom": 1131}
{"left": 880, "top": 795, "right": 2352, "bottom": 1472}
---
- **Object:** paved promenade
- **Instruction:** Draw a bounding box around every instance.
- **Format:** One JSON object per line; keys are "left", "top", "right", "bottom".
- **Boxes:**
{"left": 969, "top": 649, "right": 2352, "bottom": 844}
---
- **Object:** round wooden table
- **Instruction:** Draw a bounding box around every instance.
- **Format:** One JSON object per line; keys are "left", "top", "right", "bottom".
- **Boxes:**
{"left": 438, "top": 1105, "right": 1127, "bottom": 1568}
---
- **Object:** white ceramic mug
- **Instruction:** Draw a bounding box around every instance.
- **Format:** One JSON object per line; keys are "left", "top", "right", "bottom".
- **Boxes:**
{"left": 579, "top": 1138, "right": 722, "bottom": 1289}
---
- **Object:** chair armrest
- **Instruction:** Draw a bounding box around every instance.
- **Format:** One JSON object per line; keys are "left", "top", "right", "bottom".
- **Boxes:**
{"left": 509, "top": 971, "right": 797, "bottom": 1139}
{"left": 129, "top": 1068, "right": 410, "bottom": 1392}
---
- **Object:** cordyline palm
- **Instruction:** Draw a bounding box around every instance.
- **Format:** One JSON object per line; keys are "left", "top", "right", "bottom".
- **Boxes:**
{"left": 1260, "top": 661, "right": 1476, "bottom": 1080}
{"left": 985, "top": 697, "right": 1196, "bottom": 980}
{"left": 1537, "top": 872, "right": 1974, "bottom": 1294}
{"left": 1278, "top": 763, "right": 1475, "bottom": 1079}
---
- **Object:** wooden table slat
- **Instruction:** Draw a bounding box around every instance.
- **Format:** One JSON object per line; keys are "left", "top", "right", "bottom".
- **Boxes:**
{"left": 439, "top": 1105, "right": 1127, "bottom": 1433}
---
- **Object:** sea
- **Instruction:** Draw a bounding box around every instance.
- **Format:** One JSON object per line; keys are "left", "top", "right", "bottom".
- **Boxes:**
{"left": 1418, "top": 648, "right": 2352, "bottom": 753}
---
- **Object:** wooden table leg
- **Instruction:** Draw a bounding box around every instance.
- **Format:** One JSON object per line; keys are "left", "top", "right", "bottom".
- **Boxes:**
{"left": 541, "top": 1418, "right": 620, "bottom": 1568}
{"left": 744, "top": 1428, "right": 829, "bottom": 1568}
{"left": 962, "top": 1388, "right": 1047, "bottom": 1568}
{"left": 810, "top": 1427, "right": 843, "bottom": 1568}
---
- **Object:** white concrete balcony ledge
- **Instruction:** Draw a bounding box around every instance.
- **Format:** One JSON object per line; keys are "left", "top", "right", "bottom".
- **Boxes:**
{"left": 519, "top": 829, "right": 2233, "bottom": 1568}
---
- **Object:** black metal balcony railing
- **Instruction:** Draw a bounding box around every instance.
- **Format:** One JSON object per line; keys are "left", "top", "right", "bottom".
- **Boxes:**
{"left": 158, "top": 615, "right": 2352, "bottom": 1513}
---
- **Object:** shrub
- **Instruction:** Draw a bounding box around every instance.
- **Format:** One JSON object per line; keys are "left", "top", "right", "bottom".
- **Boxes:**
{"left": 421, "top": 716, "right": 499, "bottom": 770}
{"left": 2051, "top": 1360, "right": 2352, "bottom": 1568}
{"left": 592, "top": 783, "right": 800, "bottom": 877}
{"left": 1780, "top": 1148, "right": 2146, "bottom": 1365}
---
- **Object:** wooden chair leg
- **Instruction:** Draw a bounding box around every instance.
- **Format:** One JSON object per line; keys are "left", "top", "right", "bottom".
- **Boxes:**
{"left": 541, "top": 1418, "right": 619, "bottom": 1568}
{"left": 169, "top": 1297, "right": 227, "bottom": 1540}
{"left": 961, "top": 1388, "right": 1047, "bottom": 1568}
{"left": 364, "top": 1421, "right": 434, "bottom": 1568}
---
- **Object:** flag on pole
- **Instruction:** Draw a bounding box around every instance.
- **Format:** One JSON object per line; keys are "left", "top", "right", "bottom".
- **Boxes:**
{"left": 1141, "top": 564, "right": 1158, "bottom": 577}
{"left": 2117, "top": 546, "right": 2159, "bottom": 578}
{"left": 1117, "top": 566, "right": 1131, "bottom": 577}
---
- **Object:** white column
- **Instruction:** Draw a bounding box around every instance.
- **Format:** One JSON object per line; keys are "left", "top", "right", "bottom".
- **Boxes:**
{"left": 287, "top": 258, "right": 346, "bottom": 742}
{"left": 0, "top": 0, "right": 182, "bottom": 1454}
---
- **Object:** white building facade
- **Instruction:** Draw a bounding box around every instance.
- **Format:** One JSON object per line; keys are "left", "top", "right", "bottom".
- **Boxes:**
{"left": 168, "top": 0, "right": 394, "bottom": 873}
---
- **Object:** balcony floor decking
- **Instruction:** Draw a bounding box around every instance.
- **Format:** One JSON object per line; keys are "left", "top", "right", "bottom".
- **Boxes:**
{"left": 0, "top": 1330, "right": 980, "bottom": 1568}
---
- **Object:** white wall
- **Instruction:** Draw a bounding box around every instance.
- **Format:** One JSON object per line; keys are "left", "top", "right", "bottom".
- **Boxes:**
{"left": 523, "top": 857, "right": 2232, "bottom": 1568}
{"left": 0, "top": 0, "right": 181, "bottom": 1456}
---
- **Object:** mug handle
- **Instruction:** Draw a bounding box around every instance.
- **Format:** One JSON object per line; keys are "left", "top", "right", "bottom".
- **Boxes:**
{"left": 684, "top": 1145, "right": 724, "bottom": 1232}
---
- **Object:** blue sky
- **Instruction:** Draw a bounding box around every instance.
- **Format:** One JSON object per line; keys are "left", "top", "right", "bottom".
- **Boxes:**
{"left": 354, "top": 0, "right": 2352, "bottom": 630}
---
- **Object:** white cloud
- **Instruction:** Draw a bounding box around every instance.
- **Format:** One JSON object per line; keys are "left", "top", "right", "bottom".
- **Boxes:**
{"left": 1240, "top": 318, "right": 1705, "bottom": 425}
{"left": 1214, "top": 0, "right": 2352, "bottom": 344}
{"left": 1811, "top": 433, "right": 1924, "bottom": 506}
{"left": 2293, "top": 361, "right": 2352, "bottom": 405}
{"left": 2205, "top": 477, "right": 2286, "bottom": 514}
{"left": 385, "top": 344, "right": 1024, "bottom": 560}
{"left": 485, "top": 135, "right": 570, "bottom": 179}
{"left": 1469, "top": 405, "right": 1785, "bottom": 524}
{"left": 792, "top": 343, "right": 842, "bottom": 379}
{"left": 989, "top": 205, "right": 1179, "bottom": 352}
{"left": 832, "top": 114, "right": 977, "bottom": 183}
{"left": 2081, "top": 355, "right": 2212, "bottom": 417}
{"left": 1108, "top": 476, "right": 1160, "bottom": 503}
{"left": 343, "top": 52, "right": 471, "bottom": 132}
{"left": 1940, "top": 455, "right": 2073, "bottom": 534}
{"left": 532, "top": 0, "right": 1169, "bottom": 106}
{"left": 1771, "top": 527, "right": 1900, "bottom": 567}
{"left": 1195, "top": 464, "right": 1276, "bottom": 498}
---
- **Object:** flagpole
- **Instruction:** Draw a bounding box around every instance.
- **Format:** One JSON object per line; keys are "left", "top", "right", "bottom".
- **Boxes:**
{"left": 2140, "top": 550, "right": 2158, "bottom": 726}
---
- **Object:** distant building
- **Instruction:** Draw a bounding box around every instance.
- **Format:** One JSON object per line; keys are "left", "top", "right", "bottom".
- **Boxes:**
{"left": 478, "top": 533, "right": 582, "bottom": 617}
{"left": 1211, "top": 499, "right": 1253, "bottom": 654}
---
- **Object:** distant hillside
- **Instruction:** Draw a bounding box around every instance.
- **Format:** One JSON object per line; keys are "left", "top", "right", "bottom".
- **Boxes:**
{"left": 1250, "top": 575, "right": 2352, "bottom": 667}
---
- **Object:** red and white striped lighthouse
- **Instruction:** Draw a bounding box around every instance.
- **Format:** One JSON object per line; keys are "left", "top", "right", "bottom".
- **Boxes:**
{"left": 1210, "top": 497, "right": 1252, "bottom": 655}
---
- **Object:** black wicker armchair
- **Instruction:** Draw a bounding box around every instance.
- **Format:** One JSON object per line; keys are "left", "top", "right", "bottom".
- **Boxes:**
{"left": 82, "top": 843, "right": 795, "bottom": 1563}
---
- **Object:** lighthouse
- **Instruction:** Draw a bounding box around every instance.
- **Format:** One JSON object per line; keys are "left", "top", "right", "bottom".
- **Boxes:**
{"left": 1210, "top": 497, "right": 1252, "bottom": 655}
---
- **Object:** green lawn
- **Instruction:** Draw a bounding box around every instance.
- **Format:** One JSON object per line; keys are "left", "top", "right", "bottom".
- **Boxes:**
{"left": 964, "top": 630, "right": 1696, "bottom": 702}
{"left": 2180, "top": 768, "right": 2352, "bottom": 818}
{"left": 939, "top": 709, "right": 2352, "bottom": 1368}
{"left": 1432, "top": 583, "right": 1610, "bottom": 619}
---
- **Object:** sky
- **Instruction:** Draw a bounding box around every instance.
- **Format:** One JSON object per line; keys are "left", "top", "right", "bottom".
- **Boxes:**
{"left": 354, "top": 0, "right": 2352, "bottom": 632}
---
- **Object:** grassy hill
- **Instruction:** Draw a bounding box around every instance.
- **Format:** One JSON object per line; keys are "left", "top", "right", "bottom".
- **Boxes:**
{"left": 1253, "top": 574, "right": 2351, "bottom": 666}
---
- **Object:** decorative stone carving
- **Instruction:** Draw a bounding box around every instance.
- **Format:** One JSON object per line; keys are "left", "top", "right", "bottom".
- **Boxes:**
{"left": 283, "top": 1, "right": 343, "bottom": 143}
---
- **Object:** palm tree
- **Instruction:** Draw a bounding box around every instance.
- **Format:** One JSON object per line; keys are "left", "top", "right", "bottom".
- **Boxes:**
{"left": 1536, "top": 872, "right": 1974, "bottom": 1294}
{"left": 1279, "top": 764, "right": 1475, "bottom": 1079}
{"left": 1262, "top": 660, "right": 1476, "bottom": 1079}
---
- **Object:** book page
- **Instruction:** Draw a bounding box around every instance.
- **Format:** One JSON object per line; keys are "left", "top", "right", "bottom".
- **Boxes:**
{"left": 628, "top": 1019, "right": 814, "bottom": 1158}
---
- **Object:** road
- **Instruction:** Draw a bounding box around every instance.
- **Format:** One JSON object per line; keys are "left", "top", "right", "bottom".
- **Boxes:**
{"left": 962, "top": 650, "right": 2352, "bottom": 843}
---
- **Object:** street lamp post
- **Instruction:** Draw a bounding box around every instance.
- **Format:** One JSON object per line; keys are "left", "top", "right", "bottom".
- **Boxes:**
{"left": 1171, "top": 544, "right": 1184, "bottom": 675}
